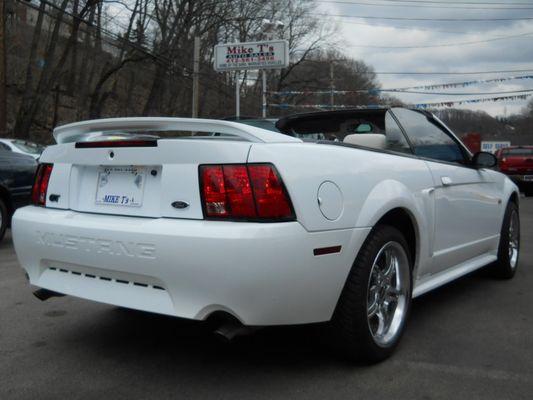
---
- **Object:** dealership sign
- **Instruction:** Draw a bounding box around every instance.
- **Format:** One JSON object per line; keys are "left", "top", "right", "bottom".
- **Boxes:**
{"left": 481, "top": 141, "right": 511, "bottom": 154}
{"left": 214, "top": 40, "right": 289, "bottom": 72}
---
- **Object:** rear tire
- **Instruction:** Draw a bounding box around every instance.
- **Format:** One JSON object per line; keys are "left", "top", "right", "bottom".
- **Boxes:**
{"left": 524, "top": 187, "right": 533, "bottom": 197}
{"left": 0, "top": 197, "right": 7, "bottom": 243}
{"left": 332, "top": 225, "right": 412, "bottom": 363}
{"left": 491, "top": 201, "right": 520, "bottom": 279}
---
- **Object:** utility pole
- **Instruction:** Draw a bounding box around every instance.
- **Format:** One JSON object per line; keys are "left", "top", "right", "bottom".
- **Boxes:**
{"left": 0, "top": 0, "right": 6, "bottom": 135}
{"left": 260, "top": 19, "right": 284, "bottom": 119}
{"left": 191, "top": 34, "right": 200, "bottom": 118}
{"left": 261, "top": 70, "right": 267, "bottom": 118}
{"left": 329, "top": 62, "right": 334, "bottom": 109}
{"left": 235, "top": 71, "right": 240, "bottom": 118}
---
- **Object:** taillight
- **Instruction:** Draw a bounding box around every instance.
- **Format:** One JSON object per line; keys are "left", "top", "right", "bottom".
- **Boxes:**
{"left": 31, "top": 163, "right": 53, "bottom": 206}
{"left": 247, "top": 164, "right": 293, "bottom": 219}
{"left": 199, "top": 163, "right": 295, "bottom": 221}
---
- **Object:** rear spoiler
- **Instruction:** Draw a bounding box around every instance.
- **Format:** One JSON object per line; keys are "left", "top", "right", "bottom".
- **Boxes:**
{"left": 53, "top": 117, "right": 301, "bottom": 144}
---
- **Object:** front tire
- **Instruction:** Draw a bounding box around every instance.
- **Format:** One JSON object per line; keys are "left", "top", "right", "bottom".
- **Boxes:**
{"left": 492, "top": 201, "right": 520, "bottom": 279}
{"left": 332, "top": 225, "right": 412, "bottom": 363}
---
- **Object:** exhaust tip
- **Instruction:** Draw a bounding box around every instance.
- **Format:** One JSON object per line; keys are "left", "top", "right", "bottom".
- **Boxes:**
{"left": 33, "top": 288, "right": 65, "bottom": 301}
{"left": 213, "top": 322, "right": 260, "bottom": 343}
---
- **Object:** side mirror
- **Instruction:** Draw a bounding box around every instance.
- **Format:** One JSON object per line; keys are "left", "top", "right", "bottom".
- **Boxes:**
{"left": 472, "top": 151, "right": 497, "bottom": 169}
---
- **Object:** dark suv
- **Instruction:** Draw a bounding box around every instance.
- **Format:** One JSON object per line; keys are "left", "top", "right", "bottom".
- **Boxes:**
{"left": 0, "top": 150, "right": 37, "bottom": 242}
{"left": 496, "top": 146, "right": 533, "bottom": 196}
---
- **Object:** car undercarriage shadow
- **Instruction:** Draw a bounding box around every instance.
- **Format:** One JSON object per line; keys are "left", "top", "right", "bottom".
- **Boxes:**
{"left": 64, "top": 307, "right": 344, "bottom": 372}
{"left": 57, "top": 266, "right": 503, "bottom": 373}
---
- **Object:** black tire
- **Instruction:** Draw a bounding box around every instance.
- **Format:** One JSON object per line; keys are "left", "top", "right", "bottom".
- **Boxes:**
{"left": 491, "top": 201, "right": 520, "bottom": 279}
{"left": 332, "top": 225, "right": 412, "bottom": 363}
{"left": 0, "top": 197, "right": 7, "bottom": 243}
{"left": 525, "top": 187, "right": 533, "bottom": 197}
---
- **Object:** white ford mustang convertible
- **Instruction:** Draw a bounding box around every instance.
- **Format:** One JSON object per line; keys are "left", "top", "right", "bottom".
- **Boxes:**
{"left": 12, "top": 107, "right": 520, "bottom": 362}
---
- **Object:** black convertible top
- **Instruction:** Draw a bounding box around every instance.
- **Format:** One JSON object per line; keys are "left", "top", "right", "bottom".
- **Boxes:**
{"left": 275, "top": 107, "right": 391, "bottom": 134}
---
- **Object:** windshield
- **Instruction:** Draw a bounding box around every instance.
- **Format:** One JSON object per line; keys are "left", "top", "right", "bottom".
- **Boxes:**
{"left": 11, "top": 140, "right": 45, "bottom": 154}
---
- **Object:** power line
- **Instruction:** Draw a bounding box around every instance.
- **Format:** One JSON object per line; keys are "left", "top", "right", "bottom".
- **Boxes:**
{"left": 360, "top": 0, "right": 533, "bottom": 5}
{"left": 329, "top": 19, "right": 471, "bottom": 33}
{"left": 15, "top": 0, "right": 265, "bottom": 107}
{"left": 319, "top": 0, "right": 533, "bottom": 10}
{"left": 19, "top": 1, "right": 533, "bottom": 80}
{"left": 347, "top": 31, "right": 533, "bottom": 48}
{"left": 321, "top": 13, "right": 533, "bottom": 21}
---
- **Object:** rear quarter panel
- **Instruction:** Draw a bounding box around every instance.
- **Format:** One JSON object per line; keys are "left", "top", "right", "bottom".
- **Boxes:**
{"left": 248, "top": 143, "right": 436, "bottom": 278}
{"left": 248, "top": 142, "right": 434, "bottom": 232}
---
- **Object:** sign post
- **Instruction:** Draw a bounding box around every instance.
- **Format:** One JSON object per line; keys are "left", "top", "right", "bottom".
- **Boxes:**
{"left": 235, "top": 72, "right": 240, "bottom": 119}
{"left": 262, "top": 70, "right": 267, "bottom": 118}
{"left": 214, "top": 40, "right": 289, "bottom": 118}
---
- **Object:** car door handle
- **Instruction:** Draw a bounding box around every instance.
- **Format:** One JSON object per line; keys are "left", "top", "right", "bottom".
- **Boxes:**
{"left": 441, "top": 176, "right": 453, "bottom": 186}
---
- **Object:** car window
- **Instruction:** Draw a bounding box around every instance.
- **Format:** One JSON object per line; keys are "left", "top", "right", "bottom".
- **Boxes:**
{"left": 11, "top": 140, "right": 44, "bottom": 154}
{"left": 392, "top": 108, "right": 466, "bottom": 164}
{"left": 279, "top": 110, "right": 412, "bottom": 152}
{"left": 0, "top": 142, "right": 11, "bottom": 151}
{"left": 385, "top": 111, "right": 411, "bottom": 154}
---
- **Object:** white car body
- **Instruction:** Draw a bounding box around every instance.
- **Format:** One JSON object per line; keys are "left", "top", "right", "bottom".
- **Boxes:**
{"left": 12, "top": 110, "right": 519, "bottom": 327}
{"left": 0, "top": 138, "right": 44, "bottom": 159}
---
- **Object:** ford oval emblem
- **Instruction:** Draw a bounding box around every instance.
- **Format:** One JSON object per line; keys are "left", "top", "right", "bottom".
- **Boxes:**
{"left": 171, "top": 201, "right": 190, "bottom": 209}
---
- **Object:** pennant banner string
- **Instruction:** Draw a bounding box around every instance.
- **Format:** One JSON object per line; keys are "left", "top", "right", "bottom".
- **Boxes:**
{"left": 267, "top": 93, "right": 533, "bottom": 110}
{"left": 269, "top": 75, "right": 533, "bottom": 96}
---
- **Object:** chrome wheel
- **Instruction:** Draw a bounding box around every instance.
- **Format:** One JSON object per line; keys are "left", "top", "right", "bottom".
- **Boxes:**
{"left": 509, "top": 209, "right": 520, "bottom": 269}
{"left": 367, "top": 241, "right": 410, "bottom": 347}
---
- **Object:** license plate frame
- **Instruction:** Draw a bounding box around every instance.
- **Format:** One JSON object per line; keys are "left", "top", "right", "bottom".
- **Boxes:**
{"left": 95, "top": 166, "right": 146, "bottom": 207}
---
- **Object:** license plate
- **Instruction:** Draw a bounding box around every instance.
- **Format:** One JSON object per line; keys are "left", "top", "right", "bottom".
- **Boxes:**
{"left": 95, "top": 166, "right": 146, "bottom": 207}
{"left": 524, "top": 175, "right": 533, "bottom": 181}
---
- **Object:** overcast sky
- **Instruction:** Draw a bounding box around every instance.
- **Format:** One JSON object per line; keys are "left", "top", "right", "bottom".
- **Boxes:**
{"left": 316, "top": 0, "right": 533, "bottom": 116}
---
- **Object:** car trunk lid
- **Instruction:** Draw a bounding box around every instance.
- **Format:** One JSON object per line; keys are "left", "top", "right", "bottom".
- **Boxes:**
{"left": 43, "top": 139, "right": 253, "bottom": 219}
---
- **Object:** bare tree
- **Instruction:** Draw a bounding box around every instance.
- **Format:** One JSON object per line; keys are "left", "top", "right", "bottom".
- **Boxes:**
{"left": 14, "top": 0, "right": 101, "bottom": 138}
{"left": 7, "top": 0, "right": 381, "bottom": 138}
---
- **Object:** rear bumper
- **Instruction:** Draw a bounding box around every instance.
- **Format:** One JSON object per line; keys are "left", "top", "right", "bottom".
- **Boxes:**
{"left": 12, "top": 206, "right": 370, "bottom": 325}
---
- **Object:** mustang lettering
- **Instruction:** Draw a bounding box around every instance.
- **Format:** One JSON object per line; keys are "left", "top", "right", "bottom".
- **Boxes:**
{"left": 36, "top": 231, "right": 156, "bottom": 259}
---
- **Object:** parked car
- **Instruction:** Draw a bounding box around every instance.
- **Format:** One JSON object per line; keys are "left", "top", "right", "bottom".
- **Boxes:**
{"left": 495, "top": 146, "right": 533, "bottom": 196}
{"left": 0, "top": 138, "right": 45, "bottom": 159}
{"left": 0, "top": 150, "right": 37, "bottom": 242}
{"left": 12, "top": 108, "right": 519, "bottom": 362}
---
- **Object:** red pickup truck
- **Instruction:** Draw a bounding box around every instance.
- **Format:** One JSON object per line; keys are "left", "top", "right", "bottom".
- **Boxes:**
{"left": 496, "top": 146, "right": 533, "bottom": 196}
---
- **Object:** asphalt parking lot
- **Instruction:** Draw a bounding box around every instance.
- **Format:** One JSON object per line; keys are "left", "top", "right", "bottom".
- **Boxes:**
{"left": 1, "top": 199, "right": 532, "bottom": 400}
